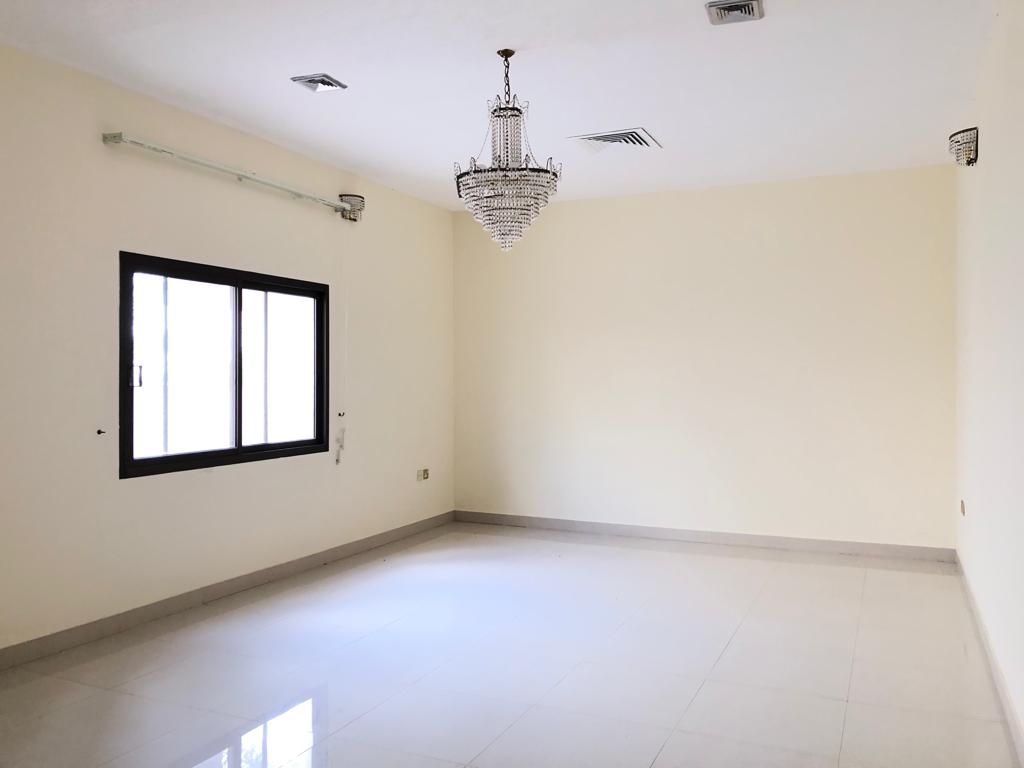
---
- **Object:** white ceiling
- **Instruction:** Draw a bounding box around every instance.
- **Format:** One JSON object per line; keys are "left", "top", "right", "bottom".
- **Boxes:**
{"left": 0, "top": 0, "right": 995, "bottom": 210}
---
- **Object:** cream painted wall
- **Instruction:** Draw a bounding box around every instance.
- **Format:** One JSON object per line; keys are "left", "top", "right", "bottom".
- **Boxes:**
{"left": 455, "top": 167, "right": 956, "bottom": 547}
{"left": 0, "top": 44, "right": 454, "bottom": 649}
{"left": 956, "top": 0, "right": 1024, "bottom": 747}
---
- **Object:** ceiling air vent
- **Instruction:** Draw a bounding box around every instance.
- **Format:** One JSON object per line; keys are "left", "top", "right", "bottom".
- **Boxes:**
{"left": 706, "top": 0, "right": 765, "bottom": 25}
{"left": 291, "top": 73, "right": 348, "bottom": 93}
{"left": 571, "top": 128, "right": 662, "bottom": 150}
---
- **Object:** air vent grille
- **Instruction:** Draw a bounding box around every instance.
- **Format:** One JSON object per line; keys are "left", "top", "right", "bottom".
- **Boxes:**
{"left": 572, "top": 128, "right": 662, "bottom": 149}
{"left": 706, "top": 0, "right": 765, "bottom": 25}
{"left": 291, "top": 73, "right": 348, "bottom": 93}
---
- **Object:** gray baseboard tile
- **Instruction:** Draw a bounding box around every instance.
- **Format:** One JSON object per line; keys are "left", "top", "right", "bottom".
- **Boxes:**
{"left": 959, "top": 557, "right": 1024, "bottom": 768}
{"left": 453, "top": 510, "right": 958, "bottom": 563}
{"left": 0, "top": 510, "right": 454, "bottom": 672}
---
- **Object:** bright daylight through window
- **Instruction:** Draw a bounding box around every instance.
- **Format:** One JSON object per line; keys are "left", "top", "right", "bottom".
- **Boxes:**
{"left": 119, "top": 252, "right": 328, "bottom": 478}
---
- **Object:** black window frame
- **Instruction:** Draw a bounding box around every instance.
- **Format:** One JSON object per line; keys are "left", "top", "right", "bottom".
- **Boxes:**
{"left": 119, "top": 251, "right": 329, "bottom": 479}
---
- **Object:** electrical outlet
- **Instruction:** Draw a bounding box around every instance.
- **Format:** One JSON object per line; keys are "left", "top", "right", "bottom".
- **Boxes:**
{"left": 417, "top": 468, "right": 430, "bottom": 481}
{"left": 423, "top": 468, "right": 429, "bottom": 480}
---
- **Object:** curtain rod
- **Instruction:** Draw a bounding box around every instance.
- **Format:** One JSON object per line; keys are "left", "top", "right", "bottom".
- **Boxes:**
{"left": 101, "top": 132, "right": 365, "bottom": 221}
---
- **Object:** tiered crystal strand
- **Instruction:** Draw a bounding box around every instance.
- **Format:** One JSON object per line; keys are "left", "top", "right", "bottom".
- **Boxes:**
{"left": 455, "top": 91, "right": 560, "bottom": 250}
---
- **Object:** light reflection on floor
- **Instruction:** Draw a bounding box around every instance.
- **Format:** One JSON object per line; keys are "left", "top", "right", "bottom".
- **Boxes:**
{"left": 190, "top": 698, "right": 314, "bottom": 768}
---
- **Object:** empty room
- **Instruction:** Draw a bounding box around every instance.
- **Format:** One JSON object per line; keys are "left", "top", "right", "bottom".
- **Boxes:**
{"left": 1, "top": 1, "right": 1022, "bottom": 766}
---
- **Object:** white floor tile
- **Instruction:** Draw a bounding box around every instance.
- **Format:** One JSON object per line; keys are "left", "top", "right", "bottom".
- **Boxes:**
{"left": 417, "top": 643, "right": 576, "bottom": 704}
{"left": 710, "top": 632, "right": 853, "bottom": 700}
{"left": 116, "top": 650, "right": 320, "bottom": 721}
{"left": 308, "top": 654, "right": 423, "bottom": 734}
{"left": 859, "top": 577, "right": 973, "bottom": 634}
{"left": 848, "top": 653, "right": 1003, "bottom": 721}
{"left": 187, "top": 609, "right": 389, "bottom": 665}
{"left": 854, "top": 616, "right": 987, "bottom": 671}
{"left": 679, "top": 680, "right": 846, "bottom": 758}
{"left": 541, "top": 660, "right": 703, "bottom": 728}
{"left": 288, "top": 734, "right": 463, "bottom": 768}
{"left": 326, "top": 612, "right": 486, "bottom": 684}
{"left": 639, "top": 562, "right": 769, "bottom": 626}
{"left": 0, "top": 667, "right": 100, "bottom": 727}
{"left": 765, "top": 562, "right": 865, "bottom": 604}
{"left": 746, "top": 587, "right": 862, "bottom": 639}
{"left": 840, "top": 702, "right": 1016, "bottom": 768}
{"left": 98, "top": 710, "right": 251, "bottom": 768}
{"left": 25, "top": 634, "right": 193, "bottom": 688}
{"left": 862, "top": 569, "right": 963, "bottom": 600}
{"left": 339, "top": 685, "right": 528, "bottom": 764}
{"left": 652, "top": 731, "right": 838, "bottom": 768}
{"left": 471, "top": 705, "right": 671, "bottom": 768}
{"left": 734, "top": 611, "right": 860, "bottom": 657}
{"left": 0, "top": 689, "right": 208, "bottom": 768}
{"left": 141, "top": 607, "right": 289, "bottom": 661}
{"left": 588, "top": 613, "right": 738, "bottom": 677}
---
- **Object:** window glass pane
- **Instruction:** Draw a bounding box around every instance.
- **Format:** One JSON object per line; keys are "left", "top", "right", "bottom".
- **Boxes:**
{"left": 132, "top": 274, "right": 235, "bottom": 459}
{"left": 165, "top": 278, "right": 236, "bottom": 455}
{"left": 266, "top": 293, "right": 316, "bottom": 443}
{"left": 132, "top": 273, "right": 166, "bottom": 459}
{"left": 242, "top": 291, "right": 316, "bottom": 445}
{"left": 241, "top": 289, "right": 267, "bottom": 446}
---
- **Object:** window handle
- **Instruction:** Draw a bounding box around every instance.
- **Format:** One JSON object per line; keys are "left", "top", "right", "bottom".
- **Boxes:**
{"left": 130, "top": 364, "right": 143, "bottom": 388}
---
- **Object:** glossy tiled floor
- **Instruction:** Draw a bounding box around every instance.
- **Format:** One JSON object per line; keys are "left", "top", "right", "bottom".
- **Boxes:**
{"left": 0, "top": 523, "right": 1018, "bottom": 768}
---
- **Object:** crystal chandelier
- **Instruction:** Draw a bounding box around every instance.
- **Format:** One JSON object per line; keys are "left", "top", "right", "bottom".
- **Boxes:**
{"left": 455, "top": 49, "right": 561, "bottom": 251}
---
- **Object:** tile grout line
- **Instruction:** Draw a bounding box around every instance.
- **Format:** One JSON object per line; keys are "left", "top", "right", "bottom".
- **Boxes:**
{"left": 706, "top": 560, "right": 781, "bottom": 676}
{"left": 307, "top": 665, "right": 442, "bottom": 754}
{"left": 837, "top": 568, "right": 868, "bottom": 767}
{"left": 35, "top": 640, "right": 204, "bottom": 692}
{"left": 339, "top": 540, "right": 647, "bottom": 768}
{"left": 317, "top": 629, "right": 486, "bottom": 746}
{"left": 37, "top": 608, "right": 405, "bottom": 697}
{"left": 460, "top": 653, "right": 590, "bottom": 767}
{"left": 88, "top": 690, "right": 259, "bottom": 768}
{"left": 39, "top": 613, "right": 444, "bottom": 766}
{"left": 10, "top": 659, "right": 276, "bottom": 755}
{"left": 646, "top": 561, "right": 781, "bottom": 768}
{"left": 461, "top": 550, "right": 648, "bottom": 767}
{"left": 646, "top": 678, "right": 708, "bottom": 768}
{"left": 332, "top": 545, "right": 611, "bottom": 767}
{"left": 320, "top": 733, "right": 470, "bottom": 768}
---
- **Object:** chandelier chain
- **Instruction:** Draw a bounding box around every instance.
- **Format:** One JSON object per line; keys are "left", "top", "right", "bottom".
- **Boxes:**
{"left": 503, "top": 56, "right": 511, "bottom": 104}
